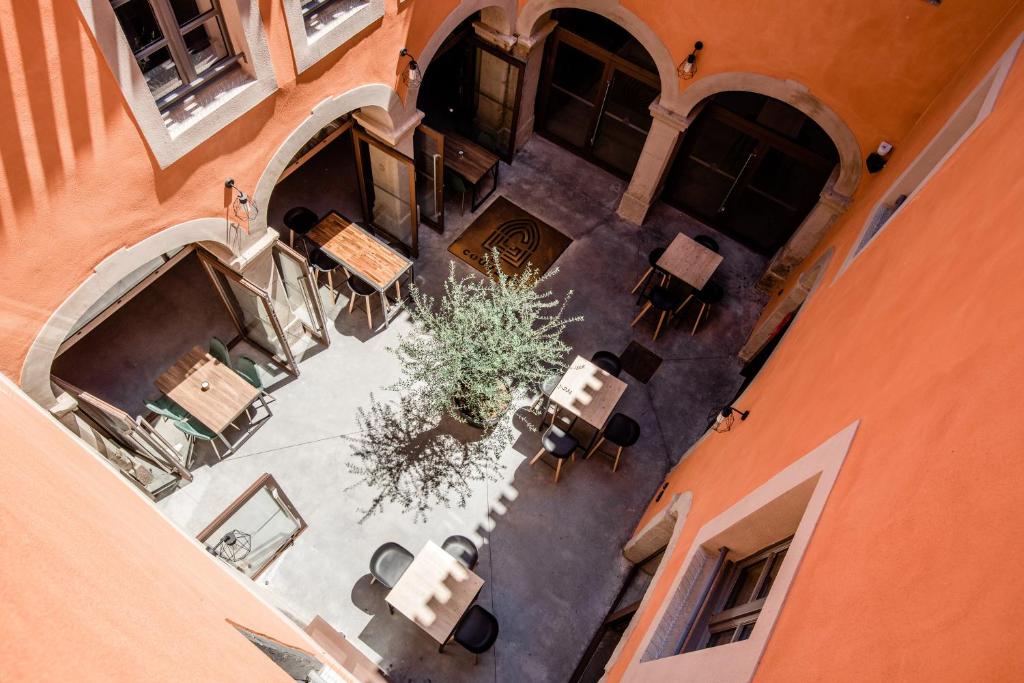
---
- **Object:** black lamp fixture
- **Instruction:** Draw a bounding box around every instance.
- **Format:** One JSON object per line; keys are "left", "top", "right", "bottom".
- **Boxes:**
{"left": 678, "top": 41, "right": 704, "bottom": 80}
{"left": 212, "top": 530, "right": 252, "bottom": 562}
{"left": 708, "top": 405, "right": 750, "bottom": 433}
{"left": 224, "top": 178, "right": 258, "bottom": 223}
{"left": 866, "top": 141, "right": 893, "bottom": 174}
{"left": 399, "top": 48, "right": 422, "bottom": 92}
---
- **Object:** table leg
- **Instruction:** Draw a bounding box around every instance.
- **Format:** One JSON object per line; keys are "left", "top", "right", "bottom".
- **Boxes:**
{"left": 470, "top": 162, "right": 500, "bottom": 211}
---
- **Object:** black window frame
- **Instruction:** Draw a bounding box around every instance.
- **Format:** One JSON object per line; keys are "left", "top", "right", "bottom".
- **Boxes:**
{"left": 697, "top": 537, "right": 793, "bottom": 650}
{"left": 110, "top": 0, "right": 242, "bottom": 112}
{"left": 301, "top": 0, "right": 366, "bottom": 21}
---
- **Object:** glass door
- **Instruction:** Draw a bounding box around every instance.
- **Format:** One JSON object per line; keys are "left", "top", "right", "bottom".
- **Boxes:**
{"left": 414, "top": 125, "right": 445, "bottom": 232}
{"left": 197, "top": 251, "right": 299, "bottom": 376}
{"left": 538, "top": 37, "right": 607, "bottom": 152}
{"left": 471, "top": 41, "right": 524, "bottom": 162}
{"left": 271, "top": 241, "right": 330, "bottom": 348}
{"left": 352, "top": 129, "right": 419, "bottom": 256}
{"left": 590, "top": 68, "right": 658, "bottom": 176}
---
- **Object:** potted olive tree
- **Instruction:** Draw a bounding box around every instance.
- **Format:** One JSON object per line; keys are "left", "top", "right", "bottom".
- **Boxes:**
{"left": 391, "top": 250, "right": 580, "bottom": 429}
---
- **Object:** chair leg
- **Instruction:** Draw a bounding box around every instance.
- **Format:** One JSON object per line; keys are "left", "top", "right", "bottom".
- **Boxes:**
{"left": 586, "top": 436, "right": 606, "bottom": 459}
{"left": 660, "top": 271, "right": 670, "bottom": 287}
{"left": 653, "top": 310, "right": 668, "bottom": 341}
{"left": 630, "top": 267, "right": 654, "bottom": 294}
{"left": 631, "top": 302, "right": 653, "bottom": 327}
{"left": 348, "top": 289, "right": 356, "bottom": 314}
{"left": 613, "top": 446, "right": 623, "bottom": 472}
{"left": 364, "top": 296, "right": 373, "bottom": 329}
{"left": 289, "top": 231, "right": 294, "bottom": 248}
{"left": 388, "top": 604, "right": 394, "bottom": 615}
{"left": 530, "top": 447, "right": 547, "bottom": 466}
{"left": 394, "top": 280, "right": 401, "bottom": 300}
{"left": 674, "top": 294, "right": 694, "bottom": 316}
{"left": 692, "top": 304, "right": 708, "bottom": 335}
{"left": 554, "top": 457, "right": 563, "bottom": 484}
{"left": 369, "top": 576, "right": 376, "bottom": 586}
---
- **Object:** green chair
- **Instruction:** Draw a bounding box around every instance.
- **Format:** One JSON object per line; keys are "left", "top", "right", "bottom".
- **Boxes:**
{"left": 209, "top": 336, "right": 232, "bottom": 367}
{"left": 145, "top": 395, "right": 188, "bottom": 420}
{"left": 173, "top": 416, "right": 230, "bottom": 459}
{"left": 235, "top": 356, "right": 273, "bottom": 415}
{"left": 448, "top": 174, "right": 469, "bottom": 215}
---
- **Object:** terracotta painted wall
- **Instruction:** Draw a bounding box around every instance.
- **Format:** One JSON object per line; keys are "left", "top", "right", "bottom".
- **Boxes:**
{"left": 0, "top": 0, "right": 1019, "bottom": 385}
{"left": 609, "top": 8, "right": 1024, "bottom": 682}
{"left": 0, "top": 375, "right": 343, "bottom": 681}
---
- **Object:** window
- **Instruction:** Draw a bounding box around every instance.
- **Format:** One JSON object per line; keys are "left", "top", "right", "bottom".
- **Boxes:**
{"left": 301, "top": 0, "right": 370, "bottom": 36}
{"left": 110, "top": 0, "right": 241, "bottom": 111}
{"left": 282, "top": 0, "right": 384, "bottom": 73}
{"left": 695, "top": 538, "right": 791, "bottom": 650}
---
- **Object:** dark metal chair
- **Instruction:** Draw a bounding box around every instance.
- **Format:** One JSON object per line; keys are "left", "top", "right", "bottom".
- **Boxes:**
{"left": 590, "top": 351, "right": 622, "bottom": 377}
{"left": 308, "top": 248, "right": 344, "bottom": 304}
{"left": 441, "top": 535, "right": 479, "bottom": 570}
{"left": 675, "top": 281, "right": 725, "bottom": 335}
{"left": 347, "top": 274, "right": 378, "bottom": 329}
{"left": 631, "top": 286, "right": 685, "bottom": 341}
{"left": 283, "top": 206, "right": 318, "bottom": 252}
{"left": 630, "top": 246, "right": 669, "bottom": 294}
{"left": 529, "top": 424, "right": 580, "bottom": 484}
{"left": 694, "top": 234, "right": 720, "bottom": 253}
{"left": 586, "top": 413, "right": 641, "bottom": 472}
{"left": 440, "top": 605, "right": 499, "bottom": 663}
{"left": 369, "top": 542, "right": 414, "bottom": 613}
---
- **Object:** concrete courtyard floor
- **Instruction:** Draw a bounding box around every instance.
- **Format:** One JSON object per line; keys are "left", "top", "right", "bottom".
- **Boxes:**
{"left": 157, "top": 136, "right": 768, "bottom": 682}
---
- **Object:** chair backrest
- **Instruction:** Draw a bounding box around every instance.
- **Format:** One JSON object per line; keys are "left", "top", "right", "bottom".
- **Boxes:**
{"left": 694, "top": 234, "right": 720, "bottom": 253}
{"left": 283, "top": 206, "right": 318, "bottom": 235}
{"left": 145, "top": 396, "right": 186, "bottom": 420}
{"left": 699, "top": 281, "right": 725, "bottom": 303}
{"left": 591, "top": 351, "right": 622, "bottom": 378}
{"left": 448, "top": 174, "right": 469, "bottom": 193}
{"left": 234, "top": 356, "right": 262, "bottom": 389}
{"left": 309, "top": 248, "right": 341, "bottom": 272}
{"left": 209, "top": 337, "right": 232, "bottom": 367}
{"left": 606, "top": 412, "right": 641, "bottom": 447}
{"left": 173, "top": 416, "right": 215, "bottom": 441}
{"left": 454, "top": 605, "right": 499, "bottom": 654}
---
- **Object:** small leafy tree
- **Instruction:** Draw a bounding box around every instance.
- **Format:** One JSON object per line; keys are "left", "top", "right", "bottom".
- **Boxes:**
{"left": 391, "top": 250, "right": 581, "bottom": 426}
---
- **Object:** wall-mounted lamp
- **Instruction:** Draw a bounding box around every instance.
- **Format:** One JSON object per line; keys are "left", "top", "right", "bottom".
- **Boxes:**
{"left": 677, "top": 41, "right": 704, "bottom": 80}
{"left": 225, "top": 178, "right": 258, "bottom": 223}
{"left": 866, "top": 140, "right": 893, "bottom": 174}
{"left": 708, "top": 405, "right": 750, "bottom": 433}
{"left": 399, "top": 48, "right": 422, "bottom": 92}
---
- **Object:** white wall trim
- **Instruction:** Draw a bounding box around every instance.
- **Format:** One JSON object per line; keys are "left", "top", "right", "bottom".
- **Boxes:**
{"left": 281, "top": 0, "right": 386, "bottom": 74}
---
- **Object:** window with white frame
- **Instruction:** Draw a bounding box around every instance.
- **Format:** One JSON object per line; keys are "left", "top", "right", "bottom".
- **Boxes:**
{"left": 847, "top": 34, "right": 1022, "bottom": 263}
{"left": 283, "top": 0, "right": 385, "bottom": 73}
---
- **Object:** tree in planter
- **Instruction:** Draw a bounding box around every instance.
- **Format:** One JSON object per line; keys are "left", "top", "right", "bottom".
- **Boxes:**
{"left": 391, "top": 250, "right": 581, "bottom": 427}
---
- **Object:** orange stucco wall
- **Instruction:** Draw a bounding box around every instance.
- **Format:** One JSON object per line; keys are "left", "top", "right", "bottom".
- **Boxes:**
{"left": 0, "top": 376, "right": 337, "bottom": 681}
{"left": 610, "top": 8, "right": 1024, "bottom": 682}
{"left": 0, "top": 0, "right": 1020, "bottom": 384}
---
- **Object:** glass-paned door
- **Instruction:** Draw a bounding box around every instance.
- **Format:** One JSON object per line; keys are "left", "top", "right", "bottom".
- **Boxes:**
{"left": 541, "top": 40, "right": 606, "bottom": 149}
{"left": 271, "top": 241, "right": 330, "bottom": 348}
{"left": 591, "top": 69, "right": 658, "bottom": 176}
{"left": 198, "top": 251, "right": 299, "bottom": 375}
{"left": 197, "top": 473, "right": 307, "bottom": 578}
{"left": 414, "top": 125, "right": 445, "bottom": 232}
{"left": 352, "top": 129, "right": 419, "bottom": 256}
{"left": 472, "top": 42, "right": 524, "bottom": 162}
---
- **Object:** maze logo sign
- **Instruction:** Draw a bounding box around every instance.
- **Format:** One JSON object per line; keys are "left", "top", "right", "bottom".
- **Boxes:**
{"left": 481, "top": 218, "right": 542, "bottom": 268}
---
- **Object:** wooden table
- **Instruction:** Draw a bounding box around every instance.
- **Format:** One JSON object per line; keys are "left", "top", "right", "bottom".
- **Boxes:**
{"left": 155, "top": 346, "right": 260, "bottom": 437}
{"left": 307, "top": 211, "right": 414, "bottom": 327}
{"left": 443, "top": 132, "right": 500, "bottom": 211}
{"left": 385, "top": 541, "right": 484, "bottom": 645}
{"left": 549, "top": 355, "right": 628, "bottom": 449}
{"left": 656, "top": 233, "right": 724, "bottom": 290}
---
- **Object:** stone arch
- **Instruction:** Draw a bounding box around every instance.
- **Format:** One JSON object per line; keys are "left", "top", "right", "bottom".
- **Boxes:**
{"left": 516, "top": 0, "right": 680, "bottom": 109}
{"left": 21, "top": 218, "right": 238, "bottom": 407}
{"left": 676, "top": 72, "right": 861, "bottom": 195}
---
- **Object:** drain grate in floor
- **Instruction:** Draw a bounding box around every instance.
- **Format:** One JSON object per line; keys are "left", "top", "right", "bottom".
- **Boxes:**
{"left": 620, "top": 341, "right": 662, "bottom": 384}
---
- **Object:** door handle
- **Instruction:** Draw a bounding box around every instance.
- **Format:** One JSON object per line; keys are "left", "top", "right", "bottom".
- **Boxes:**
{"left": 718, "top": 150, "right": 758, "bottom": 213}
{"left": 589, "top": 78, "right": 614, "bottom": 147}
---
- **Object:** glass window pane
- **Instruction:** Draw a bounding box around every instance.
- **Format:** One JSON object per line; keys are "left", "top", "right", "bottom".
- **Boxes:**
{"left": 137, "top": 46, "right": 183, "bottom": 100}
{"left": 706, "top": 628, "right": 736, "bottom": 649}
{"left": 726, "top": 558, "right": 767, "bottom": 608}
{"left": 183, "top": 18, "right": 229, "bottom": 76}
{"left": 738, "top": 622, "right": 755, "bottom": 641}
{"left": 113, "top": 0, "right": 165, "bottom": 53}
{"left": 757, "top": 548, "right": 789, "bottom": 599}
{"left": 203, "top": 482, "right": 302, "bottom": 577}
{"left": 169, "top": 0, "right": 213, "bottom": 26}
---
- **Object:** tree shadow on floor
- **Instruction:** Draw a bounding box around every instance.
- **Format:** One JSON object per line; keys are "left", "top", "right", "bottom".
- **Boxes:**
{"left": 344, "top": 392, "right": 513, "bottom": 523}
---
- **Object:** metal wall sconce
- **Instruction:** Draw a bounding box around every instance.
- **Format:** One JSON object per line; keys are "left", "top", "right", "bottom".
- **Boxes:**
{"left": 211, "top": 530, "right": 252, "bottom": 562}
{"left": 708, "top": 405, "right": 750, "bottom": 433}
{"left": 400, "top": 48, "right": 422, "bottom": 92}
{"left": 677, "top": 41, "right": 704, "bottom": 80}
{"left": 866, "top": 140, "right": 894, "bottom": 174}
{"left": 225, "top": 178, "right": 258, "bottom": 223}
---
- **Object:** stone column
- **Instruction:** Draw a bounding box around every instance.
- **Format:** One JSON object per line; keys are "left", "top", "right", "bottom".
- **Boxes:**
{"left": 757, "top": 184, "right": 852, "bottom": 292}
{"left": 511, "top": 20, "right": 556, "bottom": 152}
{"left": 352, "top": 107, "right": 424, "bottom": 234}
{"left": 616, "top": 100, "right": 690, "bottom": 225}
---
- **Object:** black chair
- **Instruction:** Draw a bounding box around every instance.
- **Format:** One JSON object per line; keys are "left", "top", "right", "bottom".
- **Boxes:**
{"left": 440, "top": 605, "right": 499, "bottom": 662}
{"left": 382, "top": 236, "right": 415, "bottom": 301}
{"left": 590, "top": 350, "right": 622, "bottom": 378}
{"left": 441, "top": 535, "right": 479, "bottom": 570}
{"left": 529, "top": 424, "right": 580, "bottom": 484}
{"left": 369, "top": 542, "right": 414, "bottom": 613}
{"left": 308, "top": 248, "right": 344, "bottom": 304}
{"left": 586, "top": 413, "right": 641, "bottom": 472}
{"left": 283, "top": 206, "right": 318, "bottom": 251}
{"left": 347, "top": 274, "right": 378, "bottom": 329}
{"left": 694, "top": 234, "right": 720, "bottom": 253}
{"left": 675, "top": 281, "right": 725, "bottom": 335}
{"left": 630, "top": 246, "right": 669, "bottom": 295}
{"left": 631, "top": 286, "right": 684, "bottom": 341}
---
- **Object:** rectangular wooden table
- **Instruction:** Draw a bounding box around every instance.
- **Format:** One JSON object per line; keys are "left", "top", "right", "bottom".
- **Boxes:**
{"left": 154, "top": 346, "right": 260, "bottom": 437}
{"left": 307, "top": 211, "right": 414, "bottom": 327}
{"left": 443, "top": 131, "right": 500, "bottom": 211}
{"left": 385, "top": 541, "right": 484, "bottom": 645}
{"left": 549, "top": 355, "right": 629, "bottom": 450}
{"left": 656, "top": 233, "right": 724, "bottom": 290}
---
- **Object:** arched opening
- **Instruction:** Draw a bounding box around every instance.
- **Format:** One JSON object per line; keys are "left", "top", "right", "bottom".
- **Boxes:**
{"left": 662, "top": 92, "right": 840, "bottom": 255}
{"left": 534, "top": 9, "right": 661, "bottom": 178}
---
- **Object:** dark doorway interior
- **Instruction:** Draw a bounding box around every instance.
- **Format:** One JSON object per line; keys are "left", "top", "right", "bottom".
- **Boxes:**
{"left": 662, "top": 92, "right": 839, "bottom": 255}
{"left": 536, "top": 10, "right": 660, "bottom": 178}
